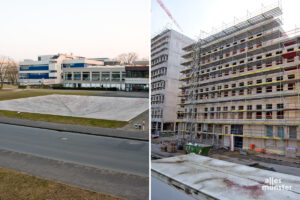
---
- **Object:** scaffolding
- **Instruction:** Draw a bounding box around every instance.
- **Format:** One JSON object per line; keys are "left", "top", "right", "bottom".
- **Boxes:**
{"left": 177, "top": 2, "right": 300, "bottom": 156}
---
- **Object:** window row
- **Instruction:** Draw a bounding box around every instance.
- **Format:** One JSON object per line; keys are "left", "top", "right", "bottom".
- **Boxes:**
{"left": 151, "top": 80, "right": 165, "bottom": 91}
{"left": 195, "top": 74, "right": 295, "bottom": 93}
{"left": 151, "top": 67, "right": 167, "bottom": 79}
{"left": 151, "top": 54, "right": 168, "bottom": 67}
{"left": 63, "top": 71, "right": 125, "bottom": 82}
{"left": 151, "top": 94, "right": 164, "bottom": 104}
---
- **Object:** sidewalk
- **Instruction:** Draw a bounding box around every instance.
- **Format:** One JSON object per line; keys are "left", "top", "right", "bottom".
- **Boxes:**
{"left": 0, "top": 117, "right": 148, "bottom": 141}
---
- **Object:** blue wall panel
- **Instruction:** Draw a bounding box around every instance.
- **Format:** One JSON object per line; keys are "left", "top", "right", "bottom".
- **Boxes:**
{"left": 21, "top": 73, "right": 49, "bottom": 79}
{"left": 63, "top": 63, "right": 85, "bottom": 68}
{"left": 20, "top": 65, "right": 49, "bottom": 71}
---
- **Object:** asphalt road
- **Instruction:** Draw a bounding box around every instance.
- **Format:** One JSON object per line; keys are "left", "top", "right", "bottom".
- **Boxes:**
{"left": 0, "top": 123, "right": 148, "bottom": 176}
{"left": 0, "top": 123, "right": 149, "bottom": 199}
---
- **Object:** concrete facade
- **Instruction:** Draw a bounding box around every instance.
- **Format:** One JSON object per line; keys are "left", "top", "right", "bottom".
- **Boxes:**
{"left": 178, "top": 7, "right": 300, "bottom": 156}
{"left": 151, "top": 29, "right": 194, "bottom": 134}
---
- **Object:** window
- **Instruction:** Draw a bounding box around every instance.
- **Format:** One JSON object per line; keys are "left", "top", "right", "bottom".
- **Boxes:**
{"left": 256, "top": 55, "right": 262, "bottom": 60}
{"left": 231, "top": 106, "right": 235, "bottom": 111}
{"left": 277, "top": 84, "right": 283, "bottom": 91}
{"left": 278, "top": 126, "right": 284, "bottom": 138}
{"left": 247, "top": 105, "right": 252, "bottom": 110}
{"left": 224, "top": 92, "right": 228, "bottom": 97}
{"left": 248, "top": 81, "right": 253, "bottom": 85}
{"left": 256, "top": 112, "right": 262, "bottom": 119}
{"left": 247, "top": 89, "right": 252, "bottom": 95}
{"left": 102, "top": 72, "right": 110, "bottom": 81}
{"left": 66, "top": 72, "right": 72, "bottom": 80}
{"left": 210, "top": 107, "right": 215, "bottom": 111}
{"left": 92, "top": 72, "right": 100, "bottom": 81}
{"left": 266, "top": 86, "right": 272, "bottom": 92}
{"left": 238, "top": 106, "right": 244, "bottom": 110}
{"left": 232, "top": 83, "right": 236, "bottom": 88}
{"left": 277, "top": 76, "right": 283, "bottom": 81}
{"left": 277, "top": 111, "right": 284, "bottom": 119}
{"left": 239, "top": 90, "right": 244, "bottom": 95}
{"left": 232, "top": 91, "right": 236, "bottom": 96}
{"left": 266, "top": 126, "right": 273, "bottom": 137}
{"left": 289, "top": 126, "right": 297, "bottom": 139}
{"left": 257, "top": 87, "right": 262, "bottom": 93}
{"left": 256, "top": 105, "right": 262, "bottom": 110}
{"left": 223, "top": 107, "right": 228, "bottom": 111}
{"left": 266, "top": 78, "right": 272, "bottom": 82}
{"left": 288, "top": 83, "right": 295, "bottom": 90}
{"left": 288, "top": 74, "right": 295, "bottom": 79}
{"left": 277, "top": 104, "right": 284, "bottom": 109}
{"left": 256, "top": 64, "right": 262, "bottom": 69}
{"left": 266, "top": 104, "right": 272, "bottom": 109}
{"left": 256, "top": 79, "right": 262, "bottom": 84}
{"left": 266, "top": 53, "right": 272, "bottom": 57}
{"left": 111, "top": 72, "right": 121, "bottom": 82}
{"left": 74, "top": 72, "right": 81, "bottom": 80}
{"left": 239, "top": 82, "right": 244, "bottom": 87}
{"left": 266, "top": 111, "right": 272, "bottom": 119}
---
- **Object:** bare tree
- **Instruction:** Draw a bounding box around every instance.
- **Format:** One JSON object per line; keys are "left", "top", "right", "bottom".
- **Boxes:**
{"left": 116, "top": 52, "right": 138, "bottom": 65}
{"left": 0, "top": 56, "right": 18, "bottom": 88}
{"left": 6, "top": 59, "right": 18, "bottom": 85}
{"left": 0, "top": 57, "right": 9, "bottom": 89}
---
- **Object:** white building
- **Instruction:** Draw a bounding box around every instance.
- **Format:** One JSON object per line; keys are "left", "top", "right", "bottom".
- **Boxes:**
{"left": 151, "top": 29, "right": 194, "bottom": 133}
{"left": 19, "top": 54, "right": 103, "bottom": 85}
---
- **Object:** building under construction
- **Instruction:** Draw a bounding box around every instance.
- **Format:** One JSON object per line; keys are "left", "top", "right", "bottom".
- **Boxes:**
{"left": 177, "top": 5, "right": 300, "bottom": 156}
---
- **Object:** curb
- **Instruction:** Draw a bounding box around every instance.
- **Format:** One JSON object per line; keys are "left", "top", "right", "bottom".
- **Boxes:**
{"left": 0, "top": 117, "right": 149, "bottom": 142}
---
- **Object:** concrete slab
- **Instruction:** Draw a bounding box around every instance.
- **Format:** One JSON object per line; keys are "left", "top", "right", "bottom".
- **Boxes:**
{"left": 0, "top": 95, "right": 148, "bottom": 121}
{"left": 152, "top": 154, "right": 300, "bottom": 200}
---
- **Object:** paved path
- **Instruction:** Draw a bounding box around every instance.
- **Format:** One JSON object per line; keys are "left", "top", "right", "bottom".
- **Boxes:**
{"left": 0, "top": 123, "right": 149, "bottom": 199}
{"left": 0, "top": 149, "right": 148, "bottom": 200}
{"left": 0, "top": 116, "right": 148, "bottom": 141}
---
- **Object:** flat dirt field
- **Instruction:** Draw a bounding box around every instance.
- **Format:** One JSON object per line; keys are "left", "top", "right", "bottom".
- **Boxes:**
{"left": 0, "top": 95, "right": 149, "bottom": 121}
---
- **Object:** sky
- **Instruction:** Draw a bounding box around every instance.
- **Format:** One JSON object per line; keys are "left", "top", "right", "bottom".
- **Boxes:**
{"left": 151, "top": 0, "right": 300, "bottom": 40}
{"left": 0, "top": 0, "right": 150, "bottom": 61}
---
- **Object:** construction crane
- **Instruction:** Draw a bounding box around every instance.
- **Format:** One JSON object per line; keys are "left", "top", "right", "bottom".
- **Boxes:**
{"left": 156, "top": 0, "right": 183, "bottom": 32}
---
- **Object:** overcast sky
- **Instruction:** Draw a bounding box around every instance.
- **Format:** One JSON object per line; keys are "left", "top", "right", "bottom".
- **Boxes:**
{"left": 0, "top": 0, "right": 150, "bottom": 61}
{"left": 152, "top": 0, "right": 300, "bottom": 40}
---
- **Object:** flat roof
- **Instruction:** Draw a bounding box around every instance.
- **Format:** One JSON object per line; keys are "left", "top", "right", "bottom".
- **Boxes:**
{"left": 152, "top": 154, "right": 300, "bottom": 200}
{"left": 196, "top": 6, "right": 282, "bottom": 48}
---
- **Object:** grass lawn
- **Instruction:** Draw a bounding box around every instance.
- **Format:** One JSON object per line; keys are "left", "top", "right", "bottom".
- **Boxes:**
{"left": 0, "top": 110, "right": 128, "bottom": 128}
{"left": 0, "top": 167, "right": 123, "bottom": 200}
{"left": 0, "top": 89, "right": 99, "bottom": 101}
